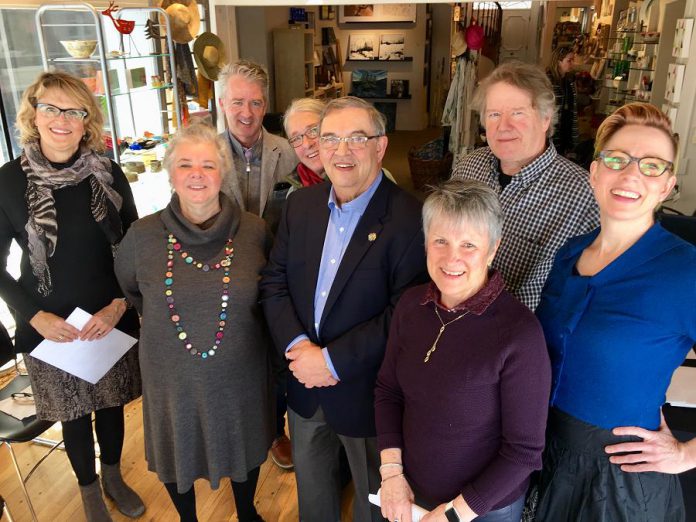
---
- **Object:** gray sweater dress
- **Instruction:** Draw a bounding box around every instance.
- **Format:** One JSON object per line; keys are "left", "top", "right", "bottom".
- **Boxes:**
{"left": 114, "top": 193, "right": 274, "bottom": 492}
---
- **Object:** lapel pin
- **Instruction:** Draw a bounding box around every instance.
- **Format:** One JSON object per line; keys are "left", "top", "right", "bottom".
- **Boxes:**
{"left": 368, "top": 232, "right": 377, "bottom": 242}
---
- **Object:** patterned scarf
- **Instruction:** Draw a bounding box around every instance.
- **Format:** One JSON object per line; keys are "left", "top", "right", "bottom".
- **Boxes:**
{"left": 21, "top": 140, "right": 124, "bottom": 296}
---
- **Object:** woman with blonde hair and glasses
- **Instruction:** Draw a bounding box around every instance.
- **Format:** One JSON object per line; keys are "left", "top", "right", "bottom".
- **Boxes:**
{"left": 535, "top": 102, "right": 696, "bottom": 521}
{"left": 0, "top": 70, "right": 143, "bottom": 521}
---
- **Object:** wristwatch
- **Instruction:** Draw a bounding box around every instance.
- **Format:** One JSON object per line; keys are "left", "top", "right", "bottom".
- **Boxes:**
{"left": 445, "top": 501, "right": 461, "bottom": 522}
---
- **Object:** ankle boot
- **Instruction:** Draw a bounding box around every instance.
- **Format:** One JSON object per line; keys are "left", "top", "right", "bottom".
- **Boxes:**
{"left": 79, "top": 480, "right": 113, "bottom": 522}
{"left": 101, "top": 463, "right": 146, "bottom": 518}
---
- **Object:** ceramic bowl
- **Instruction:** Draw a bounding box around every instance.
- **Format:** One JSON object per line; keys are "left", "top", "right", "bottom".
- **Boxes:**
{"left": 60, "top": 40, "right": 98, "bottom": 59}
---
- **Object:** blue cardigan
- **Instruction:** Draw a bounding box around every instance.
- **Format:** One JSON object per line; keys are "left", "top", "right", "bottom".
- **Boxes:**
{"left": 536, "top": 223, "right": 696, "bottom": 430}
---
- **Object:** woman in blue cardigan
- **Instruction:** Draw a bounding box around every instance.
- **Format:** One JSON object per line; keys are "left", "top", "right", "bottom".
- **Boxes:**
{"left": 535, "top": 102, "right": 696, "bottom": 521}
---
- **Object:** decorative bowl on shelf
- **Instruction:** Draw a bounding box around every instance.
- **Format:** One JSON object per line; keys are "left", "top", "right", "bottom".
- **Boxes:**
{"left": 60, "top": 40, "right": 98, "bottom": 59}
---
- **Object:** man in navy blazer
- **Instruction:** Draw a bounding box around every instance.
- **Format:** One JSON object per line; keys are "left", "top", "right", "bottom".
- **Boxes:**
{"left": 260, "top": 97, "right": 426, "bottom": 521}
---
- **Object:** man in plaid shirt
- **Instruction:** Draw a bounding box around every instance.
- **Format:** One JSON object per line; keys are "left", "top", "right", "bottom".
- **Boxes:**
{"left": 451, "top": 61, "right": 599, "bottom": 310}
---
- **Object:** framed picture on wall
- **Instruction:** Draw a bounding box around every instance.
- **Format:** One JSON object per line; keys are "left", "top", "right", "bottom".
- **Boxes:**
{"left": 348, "top": 34, "right": 376, "bottom": 60}
{"left": 379, "top": 34, "right": 405, "bottom": 60}
{"left": 390, "top": 79, "right": 409, "bottom": 98}
{"left": 374, "top": 102, "right": 396, "bottom": 133}
{"left": 351, "top": 69, "right": 387, "bottom": 98}
{"left": 340, "top": 4, "right": 417, "bottom": 23}
{"left": 673, "top": 18, "right": 694, "bottom": 58}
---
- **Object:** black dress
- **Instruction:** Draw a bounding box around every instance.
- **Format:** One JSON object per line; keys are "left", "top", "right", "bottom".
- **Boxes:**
{"left": 0, "top": 156, "right": 141, "bottom": 421}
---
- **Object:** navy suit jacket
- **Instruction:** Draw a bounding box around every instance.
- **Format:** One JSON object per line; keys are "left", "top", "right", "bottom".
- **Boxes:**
{"left": 259, "top": 174, "right": 427, "bottom": 437}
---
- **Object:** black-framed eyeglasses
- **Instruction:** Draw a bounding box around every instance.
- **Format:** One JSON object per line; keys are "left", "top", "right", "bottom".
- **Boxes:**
{"left": 35, "top": 103, "right": 88, "bottom": 122}
{"left": 319, "top": 135, "right": 381, "bottom": 150}
{"left": 11, "top": 391, "right": 34, "bottom": 400}
{"left": 288, "top": 126, "right": 319, "bottom": 148}
{"left": 598, "top": 150, "right": 673, "bottom": 177}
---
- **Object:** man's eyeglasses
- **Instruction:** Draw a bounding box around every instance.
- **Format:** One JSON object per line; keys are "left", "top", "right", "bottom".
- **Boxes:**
{"left": 288, "top": 126, "right": 319, "bottom": 148}
{"left": 319, "top": 135, "right": 381, "bottom": 151}
{"left": 35, "top": 103, "right": 88, "bottom": 122}
{"left": 598, "top": 150, "right": 673, "bottom": 178}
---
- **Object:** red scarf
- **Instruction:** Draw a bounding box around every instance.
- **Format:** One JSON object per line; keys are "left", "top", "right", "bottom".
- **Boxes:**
{"left": 297, "top": 163, "right": 324, "bottom": 187}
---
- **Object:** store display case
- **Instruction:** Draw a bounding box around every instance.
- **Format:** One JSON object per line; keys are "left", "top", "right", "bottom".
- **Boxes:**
{"left": 35, "top": 3, "right": 182, "bottom": 165}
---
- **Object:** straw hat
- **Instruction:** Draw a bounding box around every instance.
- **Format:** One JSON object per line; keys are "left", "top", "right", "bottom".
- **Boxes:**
{"left": 451, "top": 30, "right": 467, "bottom": 57}
{"left": 162, "top": 0, "right": 200, "bottom": 44}
{"left": 193, "top": 32, "right": 227, "bottom": 81}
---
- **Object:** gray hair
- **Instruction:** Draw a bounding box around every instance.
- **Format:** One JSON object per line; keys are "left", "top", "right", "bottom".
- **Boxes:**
{"left": 218, "top": 59, "right": 269, "bottom": 103}
{"left": 472, "top": 60, "right": 558, "bottom": 138}
{"left": 283, "top": 97, "right": 326, "bottom": 135}
{"left": 320, "top": 96, "right": 386, "bottom": 136}
{"left": 163, "top": 118, "right": 232, "bottom": 179}
{"left": 422, "top": 179, "right": 503, "bottom": 250}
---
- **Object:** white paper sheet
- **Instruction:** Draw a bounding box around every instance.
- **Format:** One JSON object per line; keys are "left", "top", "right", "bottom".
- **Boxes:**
{"left": 29, "top": 308, "right": 137, "bottom": 384}
{"left": 0, "top": 385, "right": 35, "bottom": 420}
{"left": 369, "top": 489, "right": 429, "bottom": 521}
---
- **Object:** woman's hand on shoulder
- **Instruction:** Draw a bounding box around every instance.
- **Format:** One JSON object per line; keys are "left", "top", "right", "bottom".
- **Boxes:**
{"left": 79, "top": 298, "right": 127, "bottom": 341}
{"left": 606, "top": 411, "right": 696, "bottom": 474}
{"left": 29, "top": 311, "right": 80, "bottom": 342}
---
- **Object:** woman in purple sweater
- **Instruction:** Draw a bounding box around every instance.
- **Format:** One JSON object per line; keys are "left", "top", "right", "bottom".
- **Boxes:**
{"left": 375, "top": 180, "right": 551, "bottom": 522}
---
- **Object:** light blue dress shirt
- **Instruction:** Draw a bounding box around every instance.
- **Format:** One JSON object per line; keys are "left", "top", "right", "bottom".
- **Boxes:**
{"left": 287, "top": 173, "right": 383, "bottom": 379}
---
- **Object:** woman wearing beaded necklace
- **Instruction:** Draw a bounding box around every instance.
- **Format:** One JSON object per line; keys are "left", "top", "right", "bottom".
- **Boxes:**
{"left": 375, "top": 180, "right": 550, "bottom": 522}
{"left": 115, "top": 121, "right": 273, "bottom": 522}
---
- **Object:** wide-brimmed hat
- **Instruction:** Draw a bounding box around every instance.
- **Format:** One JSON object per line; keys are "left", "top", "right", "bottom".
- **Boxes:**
{"left": 465, "top": 23, "right": 485, "bottom": 51}
{"left": 193, "top": 32, "right": 227, "bottom": 81}
{"left": 162, "top": 0, "right": 200, "bottom": 44}
{"left": 451, "top": 30, "right": 467, "bottom": 57}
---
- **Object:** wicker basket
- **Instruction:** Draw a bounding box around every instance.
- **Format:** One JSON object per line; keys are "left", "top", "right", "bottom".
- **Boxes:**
{"left": 408, "top": 143, "right": 453, "bottom": 191}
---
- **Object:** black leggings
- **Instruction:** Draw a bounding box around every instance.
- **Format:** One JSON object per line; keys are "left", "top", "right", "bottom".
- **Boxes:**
{"left": 61, "top": 405, "right": 125, "bottom": 486}
{"left": 164, "top": 466, "right": 261, "bottom": 522}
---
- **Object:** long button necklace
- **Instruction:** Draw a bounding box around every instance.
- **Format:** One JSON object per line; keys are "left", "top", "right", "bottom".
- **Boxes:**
{"left": 423, "top": 307, "right": 470, "bottom": 362}
{"left": 165, "top": 233, "right": 233, "bottom": 359}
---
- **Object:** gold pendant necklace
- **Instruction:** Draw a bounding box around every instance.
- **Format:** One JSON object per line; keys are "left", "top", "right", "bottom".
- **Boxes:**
{"left": 424, "top": 307, "right": 470, "bottom": 363}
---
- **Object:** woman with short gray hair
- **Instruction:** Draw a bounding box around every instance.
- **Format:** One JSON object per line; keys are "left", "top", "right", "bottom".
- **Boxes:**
{"left": 375, "top": 179, "right": 550, "bottom": 522}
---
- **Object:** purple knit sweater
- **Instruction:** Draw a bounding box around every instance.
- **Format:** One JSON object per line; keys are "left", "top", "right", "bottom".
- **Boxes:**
{"left": 375, "top": 271, "right": 551, "bottom": 515}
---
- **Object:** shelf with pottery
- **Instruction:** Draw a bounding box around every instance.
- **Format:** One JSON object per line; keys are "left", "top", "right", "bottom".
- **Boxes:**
{"left": 36, "top": 3, "right": 186, "bottom": 165}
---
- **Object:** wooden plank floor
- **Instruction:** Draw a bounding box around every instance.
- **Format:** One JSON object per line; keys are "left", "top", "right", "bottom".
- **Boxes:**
{"left": 1, "top": 397, "right": 354, "bottom": 521}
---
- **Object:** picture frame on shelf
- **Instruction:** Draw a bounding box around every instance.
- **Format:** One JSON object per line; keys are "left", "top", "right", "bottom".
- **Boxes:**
{"left": 673, "top": 18, "right": 694, "bottom": 58}
{"left": 390, "top": 79, "right": 409, "bottom": 98}
{"left": 379, "top": 34, "right": 405, "bottom": 60}
{"left": 126, "top": 66, "right": 147, "bottom": 89}
{"left": 319, "top": 5, "right": 336, "bottom": 20}
{"left": 340, "top": 4, "right": 417, "bottom": 24}
{"left": 348, "top": 34, "right": 376, "bottom": 60}
{"left": 351, "top": 69, "right": 387, "bottom": 98}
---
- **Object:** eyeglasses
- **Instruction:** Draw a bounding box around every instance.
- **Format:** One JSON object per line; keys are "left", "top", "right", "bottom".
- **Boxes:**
{"left": 319, "top": 135, "right": 381, "bottom": 150}
{"left": 598, "top": 150, "right": 673, "bottom": 177}
{"left": 288, "top": 126, "right": 319, "bottom": 148}
{"left": 35, "top": 103, "right": 88, "bottom": 121}
{"left": 11, "top": 392, "right": 34, "bottom": 402}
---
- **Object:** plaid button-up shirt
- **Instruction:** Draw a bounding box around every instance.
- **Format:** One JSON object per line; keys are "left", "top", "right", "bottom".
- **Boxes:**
{"left": 451, "top": 144, "right": 599, "bottom": 310}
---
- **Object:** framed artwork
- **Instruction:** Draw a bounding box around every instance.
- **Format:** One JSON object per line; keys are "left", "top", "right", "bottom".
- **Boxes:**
{"left": 665, "top": 63, "right": 685, "bottom": 103}
{"left": 390, "top": 79, "right": 409, "bottom": 98}
{"left": 673, "top": 18, "right": 694, "bottom": 58}
{"left": 351, "top": 69, "right": 387, "bottom": 98}
{"left": 340, "top": 4, "right": 417, "bottom": 24}
{"left": 379, "top": 34, "right": 405, "bottom": 60}
{"left": 348, "top": 34, "right": 376, "bottom": 60}
{"left": 126, "top": 66, "right": 147, "bottom": 89}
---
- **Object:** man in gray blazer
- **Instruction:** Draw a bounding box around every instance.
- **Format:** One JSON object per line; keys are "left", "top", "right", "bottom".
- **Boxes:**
{"left": 219, "top": 59, "right": 298, "bottom": 470}
{"left": 218, "top": 59, "right": 298, "bottom": 234}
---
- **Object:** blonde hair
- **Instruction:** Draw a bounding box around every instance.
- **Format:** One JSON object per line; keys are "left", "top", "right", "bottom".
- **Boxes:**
{"left": 163, "top": 118, "right": 232, "bottom": 177}
{"left": 16, "top": 70, "right": 105, "bottom": 152}
{"left": 594, "top": 102, "right": 679, "bottom": 173}
{"left": 472, "top": 61, "right": 558, "bottom": 138}
{"left": 218, "top": 59, "right": 269, "bottom": 103}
